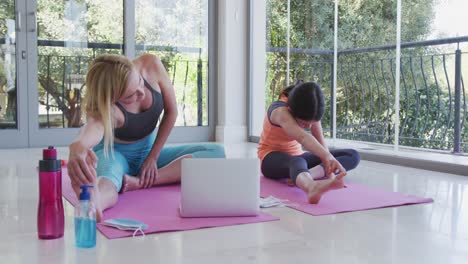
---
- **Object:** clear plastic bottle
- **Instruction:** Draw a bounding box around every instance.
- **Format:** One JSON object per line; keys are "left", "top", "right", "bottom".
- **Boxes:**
{"left": 74, "top": 185, "right": 96, "bottom": 248}
{"left": 37, "top": 146, "right": 64, "bottom": 239}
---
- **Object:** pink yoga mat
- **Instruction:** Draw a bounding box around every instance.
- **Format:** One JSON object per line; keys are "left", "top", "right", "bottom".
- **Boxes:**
{"left": 62, "top": 169, "right": 278, "bottom": 239}
{"left": 260, "top": 176, "right": 433, "bottom": 215}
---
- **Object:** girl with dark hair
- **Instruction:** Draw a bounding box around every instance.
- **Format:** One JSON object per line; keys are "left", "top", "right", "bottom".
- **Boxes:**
{"left": 258, "top": 81, "right": 360, "bottom": 203}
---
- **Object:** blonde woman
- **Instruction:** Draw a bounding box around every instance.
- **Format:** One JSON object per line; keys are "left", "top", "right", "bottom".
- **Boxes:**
{"left": 67, "top": 54, "right": 225, "bottom": 221}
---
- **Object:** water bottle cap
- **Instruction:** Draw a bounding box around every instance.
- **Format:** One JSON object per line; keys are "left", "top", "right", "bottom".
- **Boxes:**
{"left": 79, "top": 185, "right": 93, "bottom": 200}
{"left": 43, "top": 146, "right": 57, "bottom": 160}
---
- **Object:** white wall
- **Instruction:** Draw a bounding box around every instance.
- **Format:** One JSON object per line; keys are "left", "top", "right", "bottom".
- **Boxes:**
{"left": 250, "top": 0, "right": 266, "bottom": 138}
{"left": 215, "top": 0, "right": 249, "bottom": 143}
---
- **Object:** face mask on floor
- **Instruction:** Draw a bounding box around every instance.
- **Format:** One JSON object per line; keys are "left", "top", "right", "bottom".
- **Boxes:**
{"left": 101, "top": 218, "right": 148, "bottom": 237}
{"left": 259, "top": 195, "right": 291, "bottom": 208}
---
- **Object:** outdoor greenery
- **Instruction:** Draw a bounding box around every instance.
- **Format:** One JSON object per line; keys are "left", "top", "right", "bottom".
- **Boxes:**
{"left": 0, "top": 0, "right": 466, "bottom": 151}
{"left": 266, "top": 0, "right": 467, "bottom": 152}
{"left": 0, "top": 0, "right": 16, "bottom": 125}
{"left": 0, "top": 0, "right": 207, "bottom": 128}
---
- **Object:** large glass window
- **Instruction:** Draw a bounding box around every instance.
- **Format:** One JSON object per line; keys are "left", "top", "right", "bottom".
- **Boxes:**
{"left": 36, "top": 0, "right": 124, "bottom": 128}
{"left": 1, "top": 0, "right": 211, "bottom": 148}
{"left": 400, "top": 0, "right": 468, "bottom": 152}
{"left": 0, "top": 0, "right": 17, "bottom": 129}
{"left": 135, "top": 0, "right": 209, "bottom": 127}
{"left": 336, "top": 0, "right": 397, "bottom": 145}
{"left": 265, "top": 0, "right": 288, "bottom": 108}
{"left": 254, "top": 0, "right": 467, "bottom": 154}
{"left": 261, "top": 0, "right": 335, "bottom": 137}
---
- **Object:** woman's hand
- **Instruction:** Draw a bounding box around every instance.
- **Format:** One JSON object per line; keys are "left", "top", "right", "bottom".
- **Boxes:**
{"left": 67, "top": 141, "right": 98, "bottom": 186}
{"left": 322, "top": 153, "right": 347, "bottom": 178}
{"left": 138, "top": 158, "right": 159, "bottom": 188}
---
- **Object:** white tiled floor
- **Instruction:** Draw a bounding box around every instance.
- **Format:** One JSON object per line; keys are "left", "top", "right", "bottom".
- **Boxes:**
{"left": 0, "top": 143, "right": 467, "bottom": 264}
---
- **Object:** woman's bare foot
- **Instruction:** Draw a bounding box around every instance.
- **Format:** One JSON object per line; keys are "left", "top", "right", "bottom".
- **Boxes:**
{"left": 94, "top": 202, "right": 103, "bottom": 223}
{"left": 121, "top": 174, "right": 143, "bottom": 193}
{"left": 306, "top": 177, "right": 337, "bottom": 204}
{"left": 90, "top": 181, "right": 103, "bottom": 223}
{"left": 71, "top": 183, "right": 81, "bottom": 197}
{"left": 72, "top": 182, "right": 102, "bottom": 222}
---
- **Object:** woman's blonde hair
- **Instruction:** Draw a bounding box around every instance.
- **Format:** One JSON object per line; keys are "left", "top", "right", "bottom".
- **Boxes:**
{"left": 84, "top": 54, "right": 134, "bottom": 157}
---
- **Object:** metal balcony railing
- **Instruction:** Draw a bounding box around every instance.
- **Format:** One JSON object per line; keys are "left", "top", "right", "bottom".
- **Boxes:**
{"left": 1, "top": 37, "right": 466, "bottom": 153}
{"left": 0, "top": 39, "right": 207, "bottom": 128}
{"left": 267, "top": 36, "right": 468, "bottom": 153}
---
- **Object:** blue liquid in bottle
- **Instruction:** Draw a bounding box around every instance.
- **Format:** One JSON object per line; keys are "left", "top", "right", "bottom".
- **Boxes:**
{"left": 75, "top": 185, "right": 96, "bottom": 248}
{"left": 75, "top": 217, "right": 96, "bottom": 248}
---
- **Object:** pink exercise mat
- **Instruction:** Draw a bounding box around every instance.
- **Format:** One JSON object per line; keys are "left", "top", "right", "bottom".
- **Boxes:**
{"left": 260, "top": 176, "right": 433, "bottom": 215}
{"left": 62, "top": 169, "right": 278, "bottom": 239}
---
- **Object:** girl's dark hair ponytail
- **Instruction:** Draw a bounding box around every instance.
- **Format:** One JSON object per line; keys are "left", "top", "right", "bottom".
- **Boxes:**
{"left": 287, "top": 81, "right": 325, "bottom": 121}
{"left": 279, "top": 80, "right": 304, "bottom": 98}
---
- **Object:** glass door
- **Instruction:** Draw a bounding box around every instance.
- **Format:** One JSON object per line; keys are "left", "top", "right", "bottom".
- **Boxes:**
{"left": 27, "top": 0, "right": 124, "bottom": 147}
{"left": 133, "top": 0, "right": 214, "bottom": 142}
{"left": 0, "top": 0, "right": 28, "bottom": 148}
{"left": 1, "top": 0, "right": 214, "bottom": 148}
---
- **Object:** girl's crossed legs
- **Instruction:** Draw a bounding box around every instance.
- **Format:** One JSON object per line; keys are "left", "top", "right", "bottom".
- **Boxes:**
{"left": 261, "top": 149, "right": 360, "bottom": 203}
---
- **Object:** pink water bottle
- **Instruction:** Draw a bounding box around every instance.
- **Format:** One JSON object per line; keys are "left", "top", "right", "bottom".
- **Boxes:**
{"left": 37, "top": 146, "right": 64, "bottom": 239}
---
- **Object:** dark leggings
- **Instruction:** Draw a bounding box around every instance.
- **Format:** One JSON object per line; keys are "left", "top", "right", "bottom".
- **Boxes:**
{"left": 261, "top": 149, "right": 360, "bottom": 184}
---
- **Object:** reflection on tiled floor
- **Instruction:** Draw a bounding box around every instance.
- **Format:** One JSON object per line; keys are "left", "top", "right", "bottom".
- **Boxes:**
{"left": 0, "top": 144, "right": 467, "bottom": 264}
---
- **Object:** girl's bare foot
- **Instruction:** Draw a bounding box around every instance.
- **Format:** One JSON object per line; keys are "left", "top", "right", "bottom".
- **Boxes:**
{"left": 121, "top": 174, "right": 143, "bottom": 193}
{"left": 330, "top": 178, "right": 345, "bottom": 189}
{"left": 288, "top": 177, "right": 343, "bottom": 189}
{"left": 306, "top": 177, "right": 338, "bottom": 204}
{"left": 309, "top": 165, "right": 326, "bottom": 180}
{"left": 315, "top": 169, "right": 346, "bottom": 190}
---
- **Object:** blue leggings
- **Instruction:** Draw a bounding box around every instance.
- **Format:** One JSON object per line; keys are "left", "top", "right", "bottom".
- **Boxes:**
{"left": 261, "top": 149, "right": 360, "bottom": 184}
{"left": 93, "top": 131, "right": 225, "bottom": 191}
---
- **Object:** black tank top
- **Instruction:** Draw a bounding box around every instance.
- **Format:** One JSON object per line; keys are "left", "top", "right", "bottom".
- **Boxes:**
{"left": 114, "top": 79, "right": 164, "bottom": 141}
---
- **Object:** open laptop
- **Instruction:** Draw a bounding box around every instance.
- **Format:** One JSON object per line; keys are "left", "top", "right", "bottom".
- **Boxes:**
{"left": 180, "top": 158, "right": 260, "bottom": 217}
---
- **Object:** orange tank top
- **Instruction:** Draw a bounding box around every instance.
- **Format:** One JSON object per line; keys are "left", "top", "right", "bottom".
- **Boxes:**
{"left": 257, "top": 96, "right": 304, "bottom": 161}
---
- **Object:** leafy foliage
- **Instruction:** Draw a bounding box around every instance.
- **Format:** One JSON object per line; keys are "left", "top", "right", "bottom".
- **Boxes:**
{"left": 266, "top": 0, "right": 466, "bottom": 151}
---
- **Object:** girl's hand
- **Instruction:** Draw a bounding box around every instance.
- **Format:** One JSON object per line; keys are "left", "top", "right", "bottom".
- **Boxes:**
{"left": 138, "top": 158, "right": 159, "bottom": 188}
{"left": 67, "top": 142, "right": 98, "bottom": 186}
{"left": 322, "top": 153, "right": 347, "bottom": 179}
